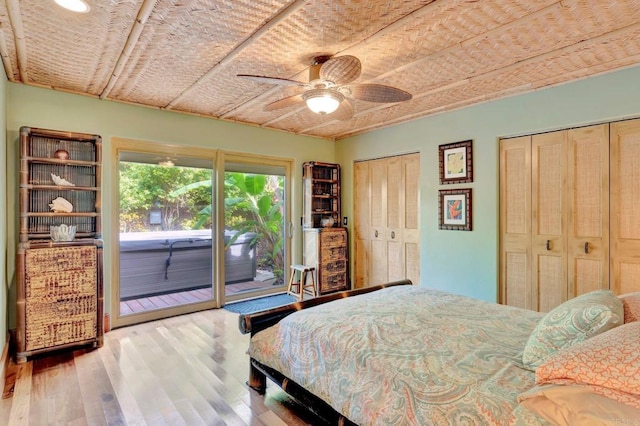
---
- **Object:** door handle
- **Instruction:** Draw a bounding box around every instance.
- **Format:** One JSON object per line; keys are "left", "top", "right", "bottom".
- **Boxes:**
{"left": 391, "top": 231, "right": 395, "bottom": 239}
{"left": 375, "top": 230, "right": 378, "bottom": 238}
{"left": 546, "top": 240, "right": 551, "bottom": 251}
{"left": 584, "top": 242, "right": 589, "bottom": 254}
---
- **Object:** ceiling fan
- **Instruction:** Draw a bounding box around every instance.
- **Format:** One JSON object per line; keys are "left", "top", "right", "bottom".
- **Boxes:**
{"left": 237, "top": 55, "right": 412, "bottom": 120}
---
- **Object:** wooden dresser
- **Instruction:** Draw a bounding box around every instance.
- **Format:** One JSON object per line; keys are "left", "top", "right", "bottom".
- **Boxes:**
{"left": 303, "top": 227, "right": 349, "bottom": 294}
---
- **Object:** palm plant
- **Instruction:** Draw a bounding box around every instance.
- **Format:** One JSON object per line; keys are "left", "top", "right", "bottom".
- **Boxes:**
{"left": 171, "top": 172, "right": 285, "bottom": 283}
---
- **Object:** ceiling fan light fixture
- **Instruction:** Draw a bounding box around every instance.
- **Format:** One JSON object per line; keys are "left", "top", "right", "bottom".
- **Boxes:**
{"left": 54, "top": 0, "right": 90, "bottom": 13}
{"left": 303, "top": 89, "right": 343, "bottom": 114}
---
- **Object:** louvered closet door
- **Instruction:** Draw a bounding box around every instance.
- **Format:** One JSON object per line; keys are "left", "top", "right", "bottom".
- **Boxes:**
{"left": 403, "top": 153, "right": 420, "bottom": 285}
{"left": 567, "top": 124, "right": 609, "bottom": 298}
{"left": 610, "top": 118, "right": 640, "bottom": 294}
{"left": 385, "top": 154, "right": 421, "bottom": 284}
{"left": 354, "top": 153, "right": 420, "bottom": 288}
{"left": 499, "top": 136, "right": 532, "bottom": 310}
{"left": 369, "top": 158, "right": 389, "bottom": 285}
{"left": 532, "top": 130, "right": 567, "bottom": 312}
{"left": 386, "top": 156, "right": 404, "bottom": 282}
{"left": 353, "top": 161, "right": 370, "bottom": 289}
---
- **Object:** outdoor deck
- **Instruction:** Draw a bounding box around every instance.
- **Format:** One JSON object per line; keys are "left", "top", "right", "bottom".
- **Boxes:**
{"left": 120, "top": 277, "right": 278, "bottom": 315}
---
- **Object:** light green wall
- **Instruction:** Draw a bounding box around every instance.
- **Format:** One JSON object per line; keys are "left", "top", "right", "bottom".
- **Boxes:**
{"left": 5, "top": 83, "right": 335, "bottom": 328}
{"left": 337, "top": 65, "right": 640, "bottom": 302}
{"left": 4, "top": 65, "right": 640, "bottom": 335}
{"left": 0, "top": 64, "right": 6, "bottom": 348}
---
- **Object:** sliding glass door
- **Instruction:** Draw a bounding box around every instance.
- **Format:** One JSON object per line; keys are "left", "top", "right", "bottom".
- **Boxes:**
{"left": 110, "top": 141, "right": 293, "bottom": 327}
{"left": 223, "top": 155, "right": 292, "bottom": 303}
{"left": 112, "top": 139, "right": 217, "bottom": 328}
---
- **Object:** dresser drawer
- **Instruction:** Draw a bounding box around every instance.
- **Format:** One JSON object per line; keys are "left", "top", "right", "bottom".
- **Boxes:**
{"left": 321, "top": 245, "right": 347, "bottom": 261}
{"left": 320, "top": 272, "right": 348, "bottom": 293}
{"left": 320, "top": 259, "right": 347, "bottom": 274}
{"left": 320, "top": 229, "right": 347, "bottom": 247}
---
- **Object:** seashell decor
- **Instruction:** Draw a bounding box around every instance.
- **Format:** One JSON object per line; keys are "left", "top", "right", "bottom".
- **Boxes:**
{"left": 50, "top": 224, "right": 76, "bottom": 242}
{"left": 50, "top": 173, "right": 75, "bottom": 186}
{"left": 53, "top": 149, "right": 69, "bottom": 160}
{"left": 49, "top": 197, "right": 73, "bottom": 213}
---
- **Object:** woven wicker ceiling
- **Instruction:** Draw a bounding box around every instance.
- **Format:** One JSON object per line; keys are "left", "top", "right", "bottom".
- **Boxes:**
{"left": 1, "top": 0, "right": 639, "bottom": 140}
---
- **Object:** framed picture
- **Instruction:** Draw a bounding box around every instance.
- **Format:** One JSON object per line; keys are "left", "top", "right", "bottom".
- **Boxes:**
{"left": 439, "top": 140, "right": 473, "bottom": 184}
{"left": 439, "top": 188, "right": 472, "bottom": 231}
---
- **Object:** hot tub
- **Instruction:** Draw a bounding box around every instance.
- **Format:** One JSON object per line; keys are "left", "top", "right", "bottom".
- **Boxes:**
{"left": 119, "top": 230, "right": 256, "bottom": 300}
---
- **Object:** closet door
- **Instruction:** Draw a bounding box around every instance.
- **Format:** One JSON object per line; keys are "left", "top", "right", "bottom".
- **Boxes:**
{"left": 353, "top": 161, "right": 370, "bottom": 289}
{"left": 567, "top": 124, "right": 609, "bottom": 298}
{"left": 499, "top": 136, "right": 532, "bottom": 309}
{"left": 532, "top": 130, "right": 568, "bottom": 312}
{"left": 385, "top": 154, "right": 421, "bottom": 284}
{"left": 354, "top": 153, "right": 420, "bottom": 288}
{"left": 403, "top": 153, "right": 420, "bottom": 285}
{"left": 610, "top": 118, "right": 640, "bottom": 294}
{"left": 369, "top": 158, "right": 389, "bottom": 285}
{"left": 386, "top": 156, "right": 404, "bottom": 282}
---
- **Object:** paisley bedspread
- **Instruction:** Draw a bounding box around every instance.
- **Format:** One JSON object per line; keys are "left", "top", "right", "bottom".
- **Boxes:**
{"left": 248, "top": 286, "right": 549, "bottom": 425}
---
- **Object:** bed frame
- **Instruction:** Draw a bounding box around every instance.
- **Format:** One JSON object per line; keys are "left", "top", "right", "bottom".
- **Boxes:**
{"left": 238, "top": 279, "right": 413, "bottom": 425}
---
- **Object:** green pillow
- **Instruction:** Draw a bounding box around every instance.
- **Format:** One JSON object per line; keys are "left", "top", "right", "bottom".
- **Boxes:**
{"left": 522, "top": 290, "right": 623, "bottom": 370}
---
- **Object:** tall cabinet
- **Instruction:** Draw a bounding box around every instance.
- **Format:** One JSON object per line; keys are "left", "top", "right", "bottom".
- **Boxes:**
{"left": 500, "top": 119, "right": 640, "bottom": 312}
{"left": 16, "top": 127, "right": 104, "bottom": 363}
{"left": 302, "top": 162, "right": 349, "bottom": 294}
{"left": 354, "top": 153, "right": 420, "bottom": 289}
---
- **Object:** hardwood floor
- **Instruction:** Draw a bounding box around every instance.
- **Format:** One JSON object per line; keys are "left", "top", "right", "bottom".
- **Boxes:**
{"left": 0, "top": 308, "right": 321, "bottom": 425}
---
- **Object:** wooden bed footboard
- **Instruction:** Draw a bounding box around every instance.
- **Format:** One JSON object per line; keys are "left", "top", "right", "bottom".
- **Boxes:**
{"left": 239, "top": 279, "right": 412, "bottom": 425}
{"left": 250, "top": 357, "right": 357, "bottom": 426}
{"left": 238, "top": 279, "right": 412, "bottom": 336}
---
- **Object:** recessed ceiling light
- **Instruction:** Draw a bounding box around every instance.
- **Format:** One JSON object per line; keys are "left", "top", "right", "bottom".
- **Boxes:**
{"left": 54, "top": 0, "right": 90, "bottom": 13}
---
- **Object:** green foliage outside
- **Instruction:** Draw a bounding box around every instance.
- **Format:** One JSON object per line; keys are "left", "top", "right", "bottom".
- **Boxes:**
{"left": 119, "top": 162, "right": 212, "bottom": 231}
{"left": 119, "top": 162, "right": 285, "bottom": 283}
{"left": 225, "top": 172, "right": 285, "bottom": 284}
{"left": 170, "top": 172, "right": 285, "bottom": 284}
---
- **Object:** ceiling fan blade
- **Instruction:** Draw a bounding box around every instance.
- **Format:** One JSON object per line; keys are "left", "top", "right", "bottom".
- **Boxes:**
{"left": 319, "top": 55, "right": 361, "bottom": 85}
{"left": 237, "top": 74, "right": 305, "bottom": 87}
{"left": 331, "top": 99, "right": 354, "bottom": 121}
{"left": 345, "top": 83, "right": 412, "bottom": 103}
{"left": 264, "top": 94, "right": 305, "bottom": 111}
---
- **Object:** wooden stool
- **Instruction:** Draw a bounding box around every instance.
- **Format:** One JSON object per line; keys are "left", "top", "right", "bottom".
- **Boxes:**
{"left": 287, "top": 264, "right": 317, "bottom": 301}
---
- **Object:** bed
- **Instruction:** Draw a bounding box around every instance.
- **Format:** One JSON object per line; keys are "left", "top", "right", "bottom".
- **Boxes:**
{"left": 239, "top": 280, "right": 640, "bottom": 425}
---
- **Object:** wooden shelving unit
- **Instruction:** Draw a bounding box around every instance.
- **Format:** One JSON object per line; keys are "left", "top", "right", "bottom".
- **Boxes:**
{"left": 303, "top": 161, "right": 341, "bottom": 229}
{"left": 302, "top": 161, "right": 349, "bottom": 294}
{"left": 16, "top": 126, "right": 104, "bottom": 363}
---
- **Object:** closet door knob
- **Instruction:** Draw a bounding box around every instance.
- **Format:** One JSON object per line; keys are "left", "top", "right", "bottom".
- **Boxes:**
{"left": 546, "top": 240, "right": 551, "bottom": 251}
{"left": 584, "top": 242, "right": 589, "bottom": 254}
{"left": 375, "top": 230, "right": 378, "bottom": 238}
{"left": 391, "top": 231, "right": 395, "bottom": 239}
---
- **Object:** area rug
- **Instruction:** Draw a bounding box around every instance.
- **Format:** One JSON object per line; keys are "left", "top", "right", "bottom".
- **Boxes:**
{"left": 224, "top": 293, "right": 298, "bottom": 314}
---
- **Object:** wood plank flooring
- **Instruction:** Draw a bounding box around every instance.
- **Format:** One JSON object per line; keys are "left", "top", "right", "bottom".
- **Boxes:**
{"left": 0, "top": 308, "right": 321, "bottom": 425}
{"left": 120, "top": 280, "right": 282, "bottom": 315}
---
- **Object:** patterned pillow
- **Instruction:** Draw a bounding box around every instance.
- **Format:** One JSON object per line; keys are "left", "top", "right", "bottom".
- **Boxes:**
{"left": 522, "top": 290, "right": 623, "bottom": 370}
{"left": 535, "top": 321, "right": 640, "bottom": 408}
{"left": 619, "top": 292, "right": 640, "bottom": 323}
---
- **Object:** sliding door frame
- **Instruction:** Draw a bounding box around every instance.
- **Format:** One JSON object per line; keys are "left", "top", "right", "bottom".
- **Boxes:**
{"left": 218, "top": 151, "right": 293, "bottom": 305}
{"left": 110, "top": 138, "right": 219, "bottom": 328}
{"left": 110, "top": 140, "right": 294, "bottom": 328}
